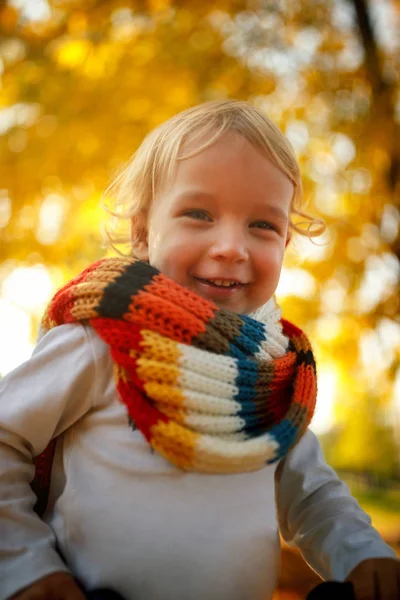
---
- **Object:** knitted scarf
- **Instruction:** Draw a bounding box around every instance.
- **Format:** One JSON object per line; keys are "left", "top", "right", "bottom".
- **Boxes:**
{"left": 34, "top": 257, "right": 317, "bottom": 499}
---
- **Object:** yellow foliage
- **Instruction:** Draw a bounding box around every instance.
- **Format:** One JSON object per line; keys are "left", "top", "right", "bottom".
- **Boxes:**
{"left": 147, "top": 0, "right": 173, "bottom": 14}
{"left": 67, "top": 12, "right": 88, "bottom": 36}
{"left": 52, "top": 39, "right": 92, "bottom": 69}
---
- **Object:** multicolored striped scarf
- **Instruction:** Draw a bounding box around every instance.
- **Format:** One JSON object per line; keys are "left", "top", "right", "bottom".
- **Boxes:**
{"left": 38, "top": 256, "right": 317, "bottom": 478}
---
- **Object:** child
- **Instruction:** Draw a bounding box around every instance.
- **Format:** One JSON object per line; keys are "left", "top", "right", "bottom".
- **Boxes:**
{"left": 0, "top": 100, "right": 398, "bottom": 600}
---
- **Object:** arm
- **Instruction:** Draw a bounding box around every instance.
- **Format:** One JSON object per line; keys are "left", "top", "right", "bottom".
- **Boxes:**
{"left": 0, "top": 324, "right": 104, "bottom": 600}
{"left": 275, "top": 429, "right": 396, "bottom": 581}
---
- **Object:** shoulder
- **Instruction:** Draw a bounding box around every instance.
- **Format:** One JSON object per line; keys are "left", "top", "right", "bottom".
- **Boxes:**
{"left": 35, "top": 322, "right": 110, "bottom": 364}
{"left": 32, "top": 323, "right": 114, "bottom": 407}
{"left": 275, "top": 429, "right": 326, "bottom": 484}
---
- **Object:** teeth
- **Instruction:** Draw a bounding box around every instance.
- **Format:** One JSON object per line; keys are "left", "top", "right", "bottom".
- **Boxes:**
{"left": 209, "top": 279, "right": 238, "bottom": 287}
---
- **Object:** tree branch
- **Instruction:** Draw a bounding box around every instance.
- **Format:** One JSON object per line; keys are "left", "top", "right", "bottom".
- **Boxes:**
{"left": 350, "top": 0, "right": 387, "bottom": 92}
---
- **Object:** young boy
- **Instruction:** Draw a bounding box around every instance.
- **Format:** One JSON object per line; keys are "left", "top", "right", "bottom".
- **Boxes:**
{"left": 0, "top": 100, "right": 398, "bottom": 600}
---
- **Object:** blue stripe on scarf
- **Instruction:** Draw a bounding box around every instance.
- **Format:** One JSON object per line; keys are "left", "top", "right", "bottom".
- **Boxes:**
{"left": 230, "top": 316, "right": 268, "bottom": 433}
{"left": 267, "top": 419, "right": 298, "bottom": 462}
{"left": 233, "top": 358, "right": 266, "bottom": 438}
{"left": 233, "top": 315, "right": 267, "bottom": 356}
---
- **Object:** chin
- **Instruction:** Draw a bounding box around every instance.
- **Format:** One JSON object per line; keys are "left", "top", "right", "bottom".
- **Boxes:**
{"left": 216, "top": 301, "right": 246, "bottom": 314}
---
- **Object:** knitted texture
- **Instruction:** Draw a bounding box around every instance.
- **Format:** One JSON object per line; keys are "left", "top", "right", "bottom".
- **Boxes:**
{"left": 40, "top": 257, "right": 317, "bottom": 474}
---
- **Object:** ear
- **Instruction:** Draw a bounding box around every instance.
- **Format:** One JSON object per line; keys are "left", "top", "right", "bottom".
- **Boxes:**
{"left": 132, "top": 214, "right": 149, "bottom": 261}
{"left": 134, "top": 240, "right": 149, "bottom": 261}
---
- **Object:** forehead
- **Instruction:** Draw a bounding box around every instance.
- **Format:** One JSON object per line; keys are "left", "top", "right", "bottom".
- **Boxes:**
{"left": 151, "top": 131, "right": 293, "bottom": 221}
{"left": 178, "top": 129, "right": 266, "bottom": 165}
{"left": 174, "top": 132, "right": 292, "bottom": 194}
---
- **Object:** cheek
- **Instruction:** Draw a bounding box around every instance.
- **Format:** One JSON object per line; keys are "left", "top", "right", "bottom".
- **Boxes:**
{"left": 256, "top": 245, "right": 285, "bottom": 286}
{"left": 147, "top": 229, "right": 194, "bottom": 280}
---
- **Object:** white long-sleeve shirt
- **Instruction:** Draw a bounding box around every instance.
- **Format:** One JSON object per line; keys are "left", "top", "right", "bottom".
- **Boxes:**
{"left": 0, "top": 324, "right": 396, "bottom": 600}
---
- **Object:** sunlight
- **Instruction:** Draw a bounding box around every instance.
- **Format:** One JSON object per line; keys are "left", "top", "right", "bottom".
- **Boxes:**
{"left": 36, "top": 194, "right": 68, "bottom": 245}
{"left": 9, "top": 0, "right": 51, "bottom": 22}
{"left": 0, "top": 265, "right": 55, "bottom": 375}
{"left": 0, "top": 299, "right": 33, "bottom": 376}
{"left": 276, "top": 267, "right": 316, "bottom": 299}
{"left": 311, "top": 368, "right": 337, "bottom": 435}
{"left": 2, "top": 264, "right": 54, "bottom": 311}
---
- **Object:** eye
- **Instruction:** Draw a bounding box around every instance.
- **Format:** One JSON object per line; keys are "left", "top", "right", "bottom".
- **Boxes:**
{"left": 250, "top": 220, "right": 278, "bottom": 232}
{"left": 184, "top": 209, "right": 212, "bottom": 222}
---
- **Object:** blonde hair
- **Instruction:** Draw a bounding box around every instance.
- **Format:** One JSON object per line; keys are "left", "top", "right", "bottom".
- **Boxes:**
{"left": 102, "top": 99, "right": 325, "bottom": 254}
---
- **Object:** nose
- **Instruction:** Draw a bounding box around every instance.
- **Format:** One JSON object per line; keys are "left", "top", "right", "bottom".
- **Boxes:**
{"left": 208, "top": 225, "right": 249, "bottom": 263}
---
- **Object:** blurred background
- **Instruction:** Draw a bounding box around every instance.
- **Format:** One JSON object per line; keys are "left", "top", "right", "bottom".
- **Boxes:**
{"left": 0, "top": 0, "right": 399, "bottom": 596}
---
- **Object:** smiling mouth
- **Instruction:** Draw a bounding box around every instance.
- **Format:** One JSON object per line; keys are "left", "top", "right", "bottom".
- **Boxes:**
{"left": 194, "top": 277, "right": 247, "bottom": 289}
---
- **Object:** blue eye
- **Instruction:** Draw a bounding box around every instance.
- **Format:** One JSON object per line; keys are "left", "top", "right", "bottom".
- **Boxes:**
{"left": 185, "top": 210, "right": 212, "bottom": 221}
{"left": 250, "top": 221, "right": 276, "bottom": 231}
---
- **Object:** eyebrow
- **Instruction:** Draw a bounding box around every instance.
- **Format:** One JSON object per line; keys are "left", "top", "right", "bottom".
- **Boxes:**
{"left": 258, "top": 204, "right": 290, "bottom": 222}
{"left": 175, "top": 190, "right": 289, "bottom": 222}
{"left": 175, "top": 190, "right": 214, "bottom": 202}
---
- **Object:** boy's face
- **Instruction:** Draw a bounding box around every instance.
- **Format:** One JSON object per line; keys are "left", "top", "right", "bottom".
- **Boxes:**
{"left": 137, "top": 132, "right": 293, "bottom": 314}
